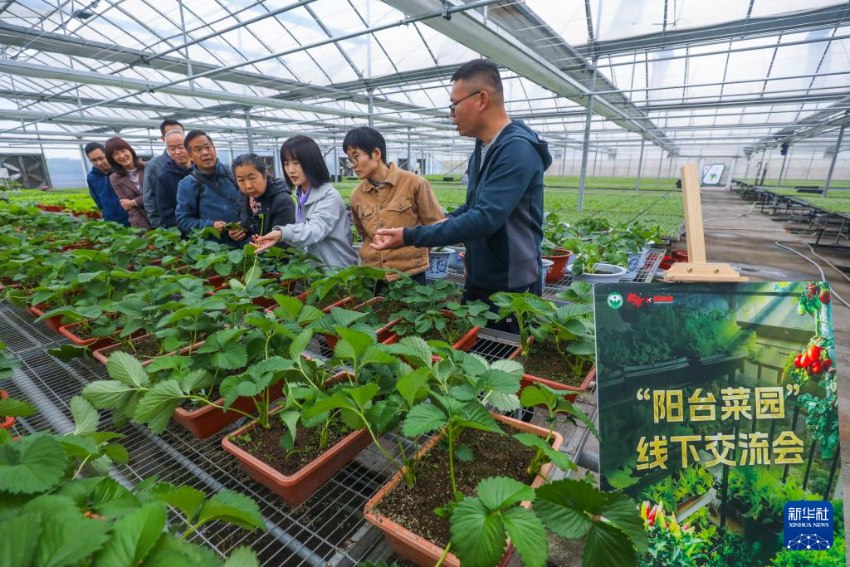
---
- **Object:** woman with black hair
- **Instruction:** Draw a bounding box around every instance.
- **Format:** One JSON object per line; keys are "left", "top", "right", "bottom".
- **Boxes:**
{"left": 252, "top": 135, "right": 357, "bottom": 268}
{"left": 228, "top": 153, "right": 295, "bottom": 246}
{"left": 104, "top": 137, "right": 151, "bottom": 229}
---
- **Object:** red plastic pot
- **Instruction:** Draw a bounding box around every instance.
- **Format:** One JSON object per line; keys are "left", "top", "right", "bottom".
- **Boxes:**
{"left": 363, "top": 412, "right": 563, "bottom": 566}
{"left": 221, "top": 372, "right": 370, "bottom": 507}
{"left": 173, "top": 381, "right": 285, "bottom": 440}
{"left": 27, "top": 305, "right": 63, "bottom": 333}
{"left": 58, "top": 321, "right": 116, "bottom": 351}
{"left": 543, "top": 248, "right": 572, "bottom": 283}
{"left": 352, "top": 296, "right": 401, "bottom": 343}
{"left": 92, "top": 334, "right": 203, "bottom": 366}
{"left": 0, "top": 390, "right": 15, "bottom": 430}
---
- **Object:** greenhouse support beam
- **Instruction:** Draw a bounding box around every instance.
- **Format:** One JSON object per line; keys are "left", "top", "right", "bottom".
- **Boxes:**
{"left": 777, "top": 149, "right": 789, "bottom": 186}
{"left": 246, "top": 111, "right": 255, "bottom": 154}
{"left": 634, "top": 138, "right": 645, "bottom": 190}
{"left": 574, "top": 4, "right": 850, "bottom": 58}
{"left": 0, "top": 60, "right": 453, "bottom": 135}
{"left": 577, "top": 59, "right": 597, "bottom": 213}
{"left": 824, "top": 118, "right": 847, "bottom": 197}
{"left": 384, "top": 0, "right": 677, "bottom": 154}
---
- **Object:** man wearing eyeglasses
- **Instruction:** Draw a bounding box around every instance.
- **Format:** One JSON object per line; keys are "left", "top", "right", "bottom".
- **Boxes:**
{"left": 373, "top": 59, "right": 552, "bottom": 331}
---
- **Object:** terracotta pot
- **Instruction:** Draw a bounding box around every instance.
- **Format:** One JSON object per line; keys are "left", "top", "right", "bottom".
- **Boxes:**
{"left": 382, "top": 309, "right": 479, "bottom": 352}
{"left": 222, "top": 403, "right": 373, "bottom": 507}
{"left": 58, "top": 321, "right": 116, "bottom": 351}
{"left": 173, "top": 380, "right": 286, "bottom": 440}
{"left": 671, "top": 249, "right": 689, "bottom": 262}
{"left": 363, "top": 412, "right": 564, "bottom": 566}
{"left": 0, "top": 390, "right": 15, "bottom": 430}
{"left": 352, "top": 296, "right": 401, "bottom": 343}
{"left": 504, "top": 336, "right": 596, "bottom": 403}
{"left": 92, "top": 334, "right": 202, "bottom": 366}
{"left": 27, "top": 305, "right": 63, "bottom": 333}
{"left": 543, "top": 248, "right": 572, "bottom": 283}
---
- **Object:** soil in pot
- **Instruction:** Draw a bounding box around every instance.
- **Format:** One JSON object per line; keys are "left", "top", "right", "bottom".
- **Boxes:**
{"left": 376, "top": 425, "right": 537, "bottom": 550}
{"left": 232, "top": 418, "right": 351, "bottom": 475}
{"left": 516, "top": 351, "right": 593, "bottom": 387}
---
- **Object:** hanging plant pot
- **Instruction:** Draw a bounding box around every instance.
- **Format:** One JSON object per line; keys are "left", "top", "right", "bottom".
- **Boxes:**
{"left": 363, "top": 412, "right": 563, "bottom": 567}
{"left": 542, "top": 248, "right": 571, "bottom": 283}
{"left": 221, "top": 406, "right": 372, "bottom": 507}
{"left": 0, "top": 390, "right": 15, "bottom": 430}
{"left": 425, "top": 247, "right": 455, "bottom": 280}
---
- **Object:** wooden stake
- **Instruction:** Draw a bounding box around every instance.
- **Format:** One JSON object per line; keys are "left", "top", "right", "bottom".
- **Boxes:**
{"left": 664, "top": 163, "right": 747, "bottom": 282}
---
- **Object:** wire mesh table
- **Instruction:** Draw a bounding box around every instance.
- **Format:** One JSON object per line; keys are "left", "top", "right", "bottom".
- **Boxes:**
{"left": 0, "top": 300, "right": 603, "bottom": 566}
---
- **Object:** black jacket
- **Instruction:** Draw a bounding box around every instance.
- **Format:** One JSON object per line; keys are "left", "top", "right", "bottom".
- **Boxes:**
{"left": 156, "top": 157, "right": 192, "bottom": 229}
{"left": 239, "top": 176, "right": 295, "bottom": 239}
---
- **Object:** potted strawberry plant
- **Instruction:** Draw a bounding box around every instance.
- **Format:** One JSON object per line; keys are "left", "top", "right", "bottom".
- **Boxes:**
{"left": 0, "top": 396, "right": 265, "bottom": 565}
{"left": 220, "top": 328, "right": 376, "bottom": 506}
{"left": 491, "top": 292, "right": 596, "bottom": 399}
{"left": 359, "top": 344, "right": 567, "bottom": 566}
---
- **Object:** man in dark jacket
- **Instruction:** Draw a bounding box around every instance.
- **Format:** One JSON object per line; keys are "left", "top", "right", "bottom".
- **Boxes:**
{"left": 156, "top": 130, "right": 193, "bottom": 229}
{"left": 143, "top": 118, "right": 184, "bottom": 228}
{"left": 373, "top": 59, "right": 552, "bottom": 330}
{"left": 84, "top": 142, "right": 129, "bottom": 226}
{"left": 175, "top": 130, "right": 244, "bottom": 244}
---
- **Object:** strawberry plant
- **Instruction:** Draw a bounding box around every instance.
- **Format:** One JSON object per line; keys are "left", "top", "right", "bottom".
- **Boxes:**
{"left": 0, "top": 397, "right": 264, "bottom": 566}
{"left": 448, "top": 476, "right": 646, "bottom": 567}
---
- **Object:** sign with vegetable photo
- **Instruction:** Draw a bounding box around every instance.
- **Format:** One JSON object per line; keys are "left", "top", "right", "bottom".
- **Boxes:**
{"left": 594, "top": 282, "right": 843, "bottom": 566}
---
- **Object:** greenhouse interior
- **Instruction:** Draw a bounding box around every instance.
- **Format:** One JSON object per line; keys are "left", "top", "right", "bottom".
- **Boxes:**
{"left": 0, "top": 1, "right": 849, "bottom": 566}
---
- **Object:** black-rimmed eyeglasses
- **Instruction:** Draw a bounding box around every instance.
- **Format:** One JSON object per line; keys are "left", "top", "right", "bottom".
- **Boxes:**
{"left": 448, "top": 90, "right": 482, "bottom": 117}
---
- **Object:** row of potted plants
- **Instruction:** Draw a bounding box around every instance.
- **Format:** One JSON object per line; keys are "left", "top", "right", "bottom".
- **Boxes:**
{"left": 541, "top": 215, "right": 665, "bottom": 282}
{"left": 83, "top": 316, "right": 642, "bottom": 566}
{"left": 0, "top": 392, "right": 265, "bottom": 565}
{"left": 1, "top": 202, "right": 651, "bottom": 565}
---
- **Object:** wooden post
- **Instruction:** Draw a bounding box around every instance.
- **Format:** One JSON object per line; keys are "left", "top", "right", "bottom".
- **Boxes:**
{"left": 665, "top": 163, "right": 748, "bottom": 282}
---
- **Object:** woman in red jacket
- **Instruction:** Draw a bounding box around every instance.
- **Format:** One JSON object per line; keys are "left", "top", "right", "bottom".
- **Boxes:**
{"left": 104, "top": 137, "right": 152, "bottom": 229}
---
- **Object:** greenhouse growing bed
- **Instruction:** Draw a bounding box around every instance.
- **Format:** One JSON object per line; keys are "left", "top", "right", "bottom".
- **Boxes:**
{"left": 1, "top": 297, "right": 602, "bottom": 566}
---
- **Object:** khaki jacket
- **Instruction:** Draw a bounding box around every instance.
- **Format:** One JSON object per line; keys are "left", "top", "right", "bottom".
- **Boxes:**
{"left": 350, "top": 164, "right": 444, "bottom": 276}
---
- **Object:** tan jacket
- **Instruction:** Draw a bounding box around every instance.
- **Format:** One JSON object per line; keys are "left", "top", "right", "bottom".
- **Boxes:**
{"left": 350, "top": 164, "right": 444, "bottom": 275}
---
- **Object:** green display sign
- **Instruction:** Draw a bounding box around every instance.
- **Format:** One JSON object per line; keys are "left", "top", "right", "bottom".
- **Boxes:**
{"left": 594, "top": 281, "right": 843, "bottom": 566}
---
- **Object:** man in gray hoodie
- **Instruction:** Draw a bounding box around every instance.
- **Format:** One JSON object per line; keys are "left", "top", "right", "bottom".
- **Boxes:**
{"left": 373, "top": 59, "right": 552, "bottom": 330}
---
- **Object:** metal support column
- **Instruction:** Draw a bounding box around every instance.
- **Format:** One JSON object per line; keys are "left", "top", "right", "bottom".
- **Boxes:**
{"left": 406, "top": 127, "right": 412, "bottom": 170}
{"left": 777, "top": 149, "right": 789, "bottom": 186}
{"left": 577, "top": 56, "right": 599, "bottom": 212}
{"left": 635, "top": 138, "right": 646, "bottom": 190}
{"left": 824, "top": 115, "right": 847, "bottom": 197}
{"left": 725, "top": 157, "right": 737, "bottom": 191}
{"left": 78, "top": 143, "right": 90, "bottom": 181}
{"left": 245, "top": 111, "right": 254, "bottom": 154}
{"left": 273, "top": 138, "right": 283, "bottom": 178}
{"left": 367, "top": 89, "right": 374, "bottom": 129}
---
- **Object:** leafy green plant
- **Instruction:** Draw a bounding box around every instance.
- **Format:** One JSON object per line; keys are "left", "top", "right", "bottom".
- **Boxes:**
{"left": 518, "top": 384, "right": 596, "bottom": 475}
{"left": 448, "top": 476, "right": 647, "bottom": 567}
{"left": 0, "top": 397, "right": 263, "bottom": 566}
{"left": 491, "top": 292, "right": 550, "bottom": 355}
{"left": 393, "top": 281, "right": 496, "bottom": 343}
